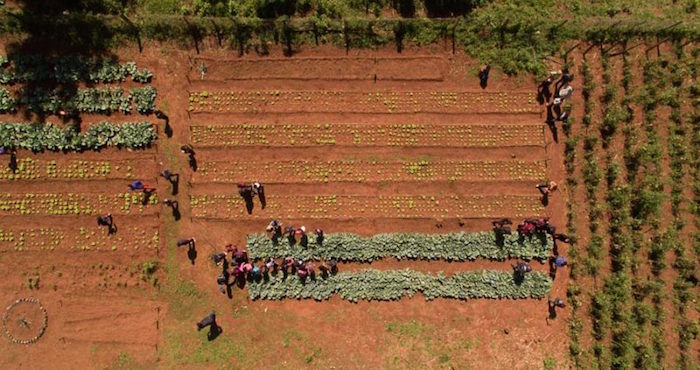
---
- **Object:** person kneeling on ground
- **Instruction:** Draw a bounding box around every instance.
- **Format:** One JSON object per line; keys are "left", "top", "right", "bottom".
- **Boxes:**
{"left": 196, "top": 311, "right": 217, "bottom": 331}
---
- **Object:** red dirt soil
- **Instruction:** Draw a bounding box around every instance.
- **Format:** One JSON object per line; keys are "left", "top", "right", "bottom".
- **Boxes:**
{"left": 0, "top": 43, "right": 570, "bottom": 369}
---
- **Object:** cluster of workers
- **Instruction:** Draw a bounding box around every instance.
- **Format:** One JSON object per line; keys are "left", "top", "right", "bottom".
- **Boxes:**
{"left": 493, "top": 217, "right": 571, "bottom": 320}
{"left": 539, "top": 69, "right": 575, "bottom": 124}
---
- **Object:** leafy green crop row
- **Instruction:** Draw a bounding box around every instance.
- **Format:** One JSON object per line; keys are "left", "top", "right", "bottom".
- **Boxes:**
{"left": 0, "top": 86, "right": 156, "bottom": 115}
{"left": 247, "top": 231, "right": 553, "bottom": 262}
{"left": 248, "top": 269, "right": 553, "bottom": 302}
{"left": 0, "top": 122, "right": 156, "bottom": 151}
{"left": 0, "top": 55, "right": 152, "bottom": 84}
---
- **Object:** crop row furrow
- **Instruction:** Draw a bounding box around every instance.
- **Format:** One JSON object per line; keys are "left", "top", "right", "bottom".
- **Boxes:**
{"left": 194, "top": 159, "right": 547, "bottom": 183}
{"left": 190, "top": 123, "right": 545, "bottom": 147}
{"left": 248, "top": 269, "right": 553, "bottom": 302}
{"left": 0, "top": 193, "right": 158, "bottom": 216}
{"left": 188, "top": 90, "right": 537, "bottom": 114}
{"left": 190, "top": 194, "right": 544, "bottom": 220}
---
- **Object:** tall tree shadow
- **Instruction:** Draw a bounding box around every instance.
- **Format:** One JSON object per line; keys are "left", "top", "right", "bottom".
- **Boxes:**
{"left": 5, "top": 0, "right": 123, "bottom": 125}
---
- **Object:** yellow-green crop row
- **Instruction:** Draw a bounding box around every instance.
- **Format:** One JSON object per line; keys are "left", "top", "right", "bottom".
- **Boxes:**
{"left": 0, "top": 158, "right": 145, "bottom": 181}
{"left": 187, "top": 90, "right": 537, "bottom": 114}
{"left": 190, "top": 194, "right": 544, "bottom": 220}
{"left": 0, "top": 226, "right": 159, "bottom": 252}
{"left": 194, "top": 159, "right": 547, "bottom": 183}
{"left": 0, "top": 193, "right": 158, "bottom": 216}
{"left": 190, "top": 123, "right": 545, "bottom": 147}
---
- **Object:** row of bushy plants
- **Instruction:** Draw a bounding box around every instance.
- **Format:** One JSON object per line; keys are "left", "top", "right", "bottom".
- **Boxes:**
{"left": 248, "top": 269, "right": 553, "bottom": 302}
{"left": 0, "top": 86, "right": 156, "bottom": 115}
{"left": 0, "top": 55, "right": 152, "bottom": 84}
{"left": 671, "top": 43, "right": 699, "bottom": 370}
{"left": 247, "top": 231, "right": 553, "bottom": 262}
{"left": 0, "top": 122, "right": 156, "bottom": 151}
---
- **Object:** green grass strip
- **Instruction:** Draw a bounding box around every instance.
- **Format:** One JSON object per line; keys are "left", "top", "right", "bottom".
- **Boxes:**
{"left": 247, "top": 231, "right": 553, "bottom": 262}
{"left": 248, "top": 269, "right": 553, "bottom": 302}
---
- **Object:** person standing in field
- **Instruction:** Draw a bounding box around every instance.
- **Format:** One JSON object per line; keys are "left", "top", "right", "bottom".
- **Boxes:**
{"left": 479, "top": 64, "right": 490, "bottom": 89}
{"left": 97, "top": 213, "right": 117, "bottom": 234}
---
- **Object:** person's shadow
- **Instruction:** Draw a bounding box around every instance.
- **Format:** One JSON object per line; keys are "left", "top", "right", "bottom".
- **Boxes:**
{"left": 172, "top": 206, "right": 181, "bottom": 221}
{"left": 187, "top": 245, "right": 197, "bottom": 265}
{"left": 189, "top": 155, "right": 197, "bottom": 171}
{"left": 9, "top": 152, "right": 17, "bottom": 173}
{"left": 541, "top": 193, "right": 550, "bottom": 206}
{"left": 168, "top": 174, "right": 179, "bottom": 196}
{"left": 207, "top": 324, "right": 222, "bottom": 341}
{"left": 244, "top": 195, "right": 254, "bottom": 214}
{"left": 546, "top": 104, "right": 559, "bottom": 143}
{"left": 258, "top": 187, "right": 266, "bottom": 209}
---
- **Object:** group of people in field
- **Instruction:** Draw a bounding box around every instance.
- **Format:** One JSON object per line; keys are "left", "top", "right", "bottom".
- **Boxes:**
{"left": 492, "top": 216, "right": 571, "bottom": 320}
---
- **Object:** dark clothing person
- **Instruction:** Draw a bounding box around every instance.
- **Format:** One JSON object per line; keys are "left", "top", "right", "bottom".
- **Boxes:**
{"left": 554, "top": 233, "right": 572, "bottom": 244}
{"left": 492, "top": 218, "right": 512, "bottom": 234}
{"left": 97, "top": 214, "right": 113, "bottom": 227}
{"left": 196, "top": 312, "right": 216, "bottom": 331}
{"left": 479, "top": 65, "right": 490, "bottom": 89}
{"left": 328, "top": 258, "right": 338, "bottom": 274}
{"left": 177, "top": 238, "right": 195, "bottom": 248}
{"left": 233, "top": 250, "right": 248, "bottom": 265}
{"left": 547, "top": 298, "right": 565, "bottom": 320}
{"left": 164, "top": 199, "right": 179, "bottom": 209}
{"left": 213, "top": 252, "right": 227, "bottom": 265}
{"left": 315, "top": 229, "right": 324, "bottom": 245}
{"left": 181, "top": 144, "right": 195, "bottom": 155}
{"left": 513, "top": 261, "right": 532, "bottom": 275}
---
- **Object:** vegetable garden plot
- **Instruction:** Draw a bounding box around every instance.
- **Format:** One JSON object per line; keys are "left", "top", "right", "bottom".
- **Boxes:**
{"left": 0, "top": 122, "right": 157, "bottom": 152}
{"left": 247, "top": 231, "right": 553, "bottom": 262}
{"left": 190, "top": 194, "right": 544, "bottom": 219}
{"left": 194, "top": 159, "right": 546, "bottom": 184}
{"left": 187, "top": 90, "right": 537, "bottom": 114}
{"left": 0, "top": 55, "right": 153, "bottom": 83}
{"left": 0, "top": 86, "right": 156, "bottom": 114}
{"left": 0, "top": 158, "right": 153, "bottom": 181}
{"left": 190, "top": 123, "right": 545, "bottom": 148}
{"left": 0, "top": 193, "right": 158, "bottom": 216}
{"left": 191, "top": 56, "right": 444, "bottom": 81}
{"left": 248, "top": 269, "right": 553, "bottom": 302}
{"left": 0, "top": 225, "right": 159, "bottom": 252}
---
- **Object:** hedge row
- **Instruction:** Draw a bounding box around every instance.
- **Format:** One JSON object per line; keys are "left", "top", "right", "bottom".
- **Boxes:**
{"left": 248, "top": 269, "right": 553, "bottom": 302}
{"left": 0, "top": 55, "right": 152, "bottom": 84}
{"left": 247, "top": 231, "right": 553, "bottom": 262}
{"left": 0, "top": 86, "right": 156, "bottom": 114}
{"left": 0, "top": 122, "right": 156, "bottom": 151}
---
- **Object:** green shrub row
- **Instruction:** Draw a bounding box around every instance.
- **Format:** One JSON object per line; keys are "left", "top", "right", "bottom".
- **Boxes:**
{"left": 0, "top": 122, "right": 156, "bottom": 151}
{"left": 247, "top": 231, "right": 553, "bottom": 262}
{"left": 0, "top": 86, "right": 156, "bottom": 115}
{"left": 248, "top": 269, "right": 553, "bottom": 302}
{"left": 0, "top": 55, "right": 152, "bottom": 84}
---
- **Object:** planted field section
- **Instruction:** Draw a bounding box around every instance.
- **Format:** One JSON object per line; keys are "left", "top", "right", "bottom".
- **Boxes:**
{"left": 192, "top": 56, "right": 444, "bottom": 81}
{"left": 190, "top": 194, "right": 544, "bottom": 219}
{"left": 190, "top": 123, "right": 545, "bottom": 147}
{"left": 194, "top": 159, "right": 546, "bottom": 184}
{"left": 0, "top": 193, "right": 158, "bottom": 216}
{"left": 248, "top": 269, "right": 553, "bottom": 302}
{"left": 187, "top": 90, "right": 537, "bottom": 114}
{"left": 0, "top": 122, "right": 157, "bottom": 152}
{"left": 247, "top": 231, "right": 553, "bottom": 262}
{"left": 0, "top": 225, "right": 159, "bottom": 252}
{"left": 0, "top": 86, "right": 156, "bottom": 114}
{"left": 0, "top": 55, "right": 153, "bottom": 83}
{"left": 0, "top": 158, "right": 153, "bottom": 181}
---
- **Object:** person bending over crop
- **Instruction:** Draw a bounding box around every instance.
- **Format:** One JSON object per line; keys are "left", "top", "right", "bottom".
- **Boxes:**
{"left": 196, "top": 311, "right": 217, "bottom": 331}
{"left": 97, "top": 213, "right": 117, "bottom": 234}
{"left": 315, "top": 228, "right": 324, "bottom": 245}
